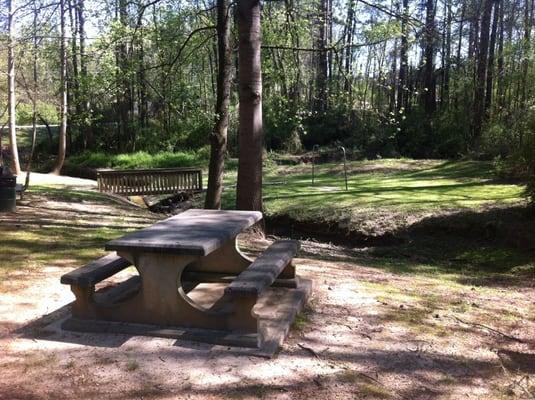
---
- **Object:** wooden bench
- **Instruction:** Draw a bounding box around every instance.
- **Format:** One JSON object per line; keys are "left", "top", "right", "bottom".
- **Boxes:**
{"left": 225, "top": 240, "right": 299, "bottom": 297}
{"left": 61, "top": 253, "right": 131, "bottom": 287}
{"left": 97, "top": 167, "right": 203, "bottom": 196}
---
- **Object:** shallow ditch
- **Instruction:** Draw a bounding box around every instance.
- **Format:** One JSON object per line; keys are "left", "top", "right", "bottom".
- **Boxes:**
{"left": 264, "top": 214, "right": 405, "bottom": 247}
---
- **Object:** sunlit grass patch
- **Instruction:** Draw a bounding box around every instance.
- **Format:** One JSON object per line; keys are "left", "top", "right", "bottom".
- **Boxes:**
{"left": 222, "top": 159, "right": 526, "bottom": 233}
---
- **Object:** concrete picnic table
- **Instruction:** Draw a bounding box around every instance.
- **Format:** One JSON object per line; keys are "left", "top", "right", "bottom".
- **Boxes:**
{"left": 61, "top": 209, "right": 311, "bottom": 355}
{"left": 103, "top": 209, "right": 262, "bottom": 329}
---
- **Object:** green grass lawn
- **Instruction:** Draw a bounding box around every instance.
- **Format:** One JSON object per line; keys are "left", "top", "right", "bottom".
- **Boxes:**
{"left": 221, "top": 159, "right": 526, "bottom": 231}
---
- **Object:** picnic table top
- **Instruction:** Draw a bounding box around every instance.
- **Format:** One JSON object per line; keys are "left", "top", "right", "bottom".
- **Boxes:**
{"left": 105, "top": 209, "right": 262, "bottom": 256}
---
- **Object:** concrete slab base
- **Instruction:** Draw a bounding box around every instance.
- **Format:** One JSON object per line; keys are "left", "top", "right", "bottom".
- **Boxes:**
{"left": 59, "top": 278, "right": 312, "bottom": 358}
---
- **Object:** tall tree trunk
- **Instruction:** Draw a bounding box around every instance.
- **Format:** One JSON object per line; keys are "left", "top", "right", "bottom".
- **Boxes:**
{"left": 68, "top": 0, "right": 80, "bottom": 117}
{"left": 205, "top": 0, "right": 232, "bottom": 210}
{"left": 236, "top": 0, "right": 263, "bottom": 212}
{"left": 343, "top": 1, "right": 355, "bottom": 93}
{"left": 397, "top": 0, "right": 408, "bottom": 112}
{"left": 52, "top": 0, "right": 67, "bottom": 175}
{"left": 116, "top": 0, "right": 132, "bottom": 151}
{"left": 137, "top": 34, "right": 148, "bottom": 129}
{"left": 25, "top": 1, "right": 39, "bottom": 188}
{"left": 471, "top": 0, "right": 493, "bottom": 146}
{"left": 422, "top": 0, "right": 436, "bottom": 115}
{"left": 485, "top": 0, "right": 499, "bottom": 113}
{"left": 443, "top": 0, "right": 452, "bottom": 106}
{"left": 520, "top": 0, "right": 534, "bottom": 110}
{"left": 315, "top": 0, "right": 328, "bottom": 112}
{"left": 453, "top": 3, "right": 465, "bottom": 109}
{"left": 390, "top": 38, "right": 397, "bottom": 112}
{"left": 7, "top": 0, "right": 21, "bottom": 175}
{"left": 77, "top": 0, "right": 93, "bottom": 148}
{"left": 52, "top": 0, "right": 68, "bottom": 174}
{"left": 496, "top": 0, "right": 505, "bottom": 111}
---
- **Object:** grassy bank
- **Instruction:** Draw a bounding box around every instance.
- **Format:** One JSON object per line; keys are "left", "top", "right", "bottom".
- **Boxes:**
{"left": 218, "top": 159, "right": 527, "bottom": 236}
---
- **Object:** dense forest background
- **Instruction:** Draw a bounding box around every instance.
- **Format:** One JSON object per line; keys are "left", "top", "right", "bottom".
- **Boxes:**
{"left": 0, "top": 0, "right": 534, "bottom": 198}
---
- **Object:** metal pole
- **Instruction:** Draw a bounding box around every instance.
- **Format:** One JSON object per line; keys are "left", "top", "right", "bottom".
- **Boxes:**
{"left": 312, "top": 144, "right": 319, "bottom": 185}
{"left": 339, "top": 146, "right": 348, "bottom": 191}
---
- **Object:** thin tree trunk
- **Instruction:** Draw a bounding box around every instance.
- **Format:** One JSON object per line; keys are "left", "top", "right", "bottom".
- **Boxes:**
{"left": 443, "top": 0, "right": 452, "bottom": 106}
{"left": 485, "top": 0, "right": 499, "bottom": 113}
{"left": 205, "top": 0, "right": 232, "bottom": 209}
{"left": 390, "top": 38, "right": 397, "bottom": 112}
{"left": 344, "top": 1, "right": 355, "bottom": 92}
{"left": 315, "top": 0, "right": 328, "bottom": 112}
{"left": 7, "top": 0, "right": 21, "bottom": 175}
{"left": 472, "top": 0, "right": 493, "bottom": 146}
{"left": 520, "top": 0, "right": 533, "bottom": 109}
{"left": 236, "top": 0, "right": 263, "bottom": 212}
{"left": 77, "top": 0, "right": 93, "bottom": 148}
{"left": 25, "top": 1, "right": 39, "bottom": 188}
{"left": 422, "top": 0, "right": 436, "bottom": 114}
{"left": 68, "top": 0, "right": 80, "bottom": 116}
{"left": 52, "top": 0, "right": 68, "bottom": 175}
{"left": 397, "top": 0, "right": 408, "bottom": 112}
{"left": 116, "top": 0, "right": 131, "bottom": 151}
{"left": 496, "top": 0, "right": 505, "bottom": 111}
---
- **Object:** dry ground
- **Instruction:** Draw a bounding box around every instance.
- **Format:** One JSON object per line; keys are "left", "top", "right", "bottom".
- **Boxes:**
{"left": 1, "top": 175, "right": 535, "bottom": 399}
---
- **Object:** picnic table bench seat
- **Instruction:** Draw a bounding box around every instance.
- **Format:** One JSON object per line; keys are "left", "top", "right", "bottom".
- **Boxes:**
{"left": 61, "top": 253, "right": 131, "bottom": 287}
{"left": 225, "top": 240, "right": 299, "bottom": 297}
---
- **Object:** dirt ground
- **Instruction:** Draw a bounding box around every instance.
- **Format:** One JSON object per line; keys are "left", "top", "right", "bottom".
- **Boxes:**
{"left": 1, "top": 175, "right": 535, "bottom": 400}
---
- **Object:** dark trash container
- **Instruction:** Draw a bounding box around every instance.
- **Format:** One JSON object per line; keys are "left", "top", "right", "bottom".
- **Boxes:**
{"left": 0, "top": 166, "right": 16, "bottom": 212}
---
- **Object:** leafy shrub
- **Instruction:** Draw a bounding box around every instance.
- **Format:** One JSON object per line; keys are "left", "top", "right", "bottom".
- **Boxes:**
{"left": 68, "top": 148, "right": 210, "bottom": 170}
{"left": 15, "top": 102, "right": 59, "bottom": 125}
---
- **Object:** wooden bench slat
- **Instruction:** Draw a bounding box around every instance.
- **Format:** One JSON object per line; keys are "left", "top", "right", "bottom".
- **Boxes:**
{"left": 225, "top": 240, "right": 300, "bottom": 297}
{"left": 60, "top": 253, "right": 131, "bottom": 287}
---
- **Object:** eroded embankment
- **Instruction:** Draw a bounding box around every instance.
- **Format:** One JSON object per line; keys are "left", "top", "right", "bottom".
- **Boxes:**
{"left": 265, "top": 204, "right": 535, "bottom": 250}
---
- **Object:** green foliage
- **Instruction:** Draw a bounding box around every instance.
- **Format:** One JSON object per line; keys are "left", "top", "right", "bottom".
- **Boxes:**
{"left": 1, "top": 102, "right": 59, "bottom": 125}
{"left": 363, "top": 20, "right": 401, "bottom": 42}
{"left": 484, "top": 107, "right": 535, "bottom": 203}
{"left": 68, "top": 148, "right": 209, "bottom": 170}
{"left": 264, "top": 95, "right": 308, "bottom": 151}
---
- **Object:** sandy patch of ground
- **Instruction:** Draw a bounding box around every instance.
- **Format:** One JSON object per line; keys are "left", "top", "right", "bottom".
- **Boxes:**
{"left": 1, "top": 182, "right": 535, "bottom": 399}
{"left": 17, "top": 172, "right": 97, "bottom": 188}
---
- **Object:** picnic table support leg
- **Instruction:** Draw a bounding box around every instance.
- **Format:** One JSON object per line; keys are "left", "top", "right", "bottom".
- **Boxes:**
{"left": 114, "top": 252, "right": 260, "bottom": 333}
{"left": 69, "top": 285, "right": 96, "bottom": 318}
{"left": 196, "top": 237, "right": 253, "bottom": 274}
{"left": 225, "top": 295, "right": 258, "bottom": 333}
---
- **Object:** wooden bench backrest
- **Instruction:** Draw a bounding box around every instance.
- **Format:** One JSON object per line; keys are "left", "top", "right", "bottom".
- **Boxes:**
{"left": 97, "top": 167, "right": 202, "bottom": 196}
